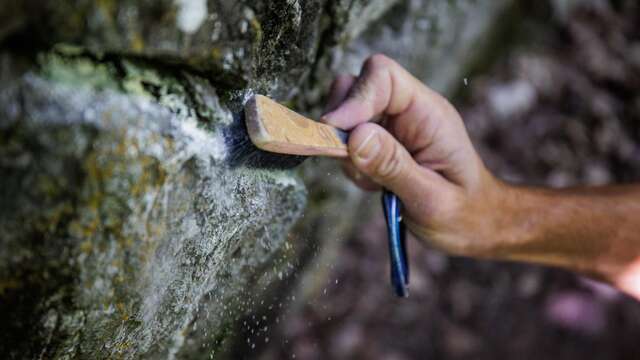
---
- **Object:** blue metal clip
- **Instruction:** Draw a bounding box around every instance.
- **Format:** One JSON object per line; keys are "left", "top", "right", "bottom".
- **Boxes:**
{"left": 381, "top": 189, "right": 409, "bottom": 297}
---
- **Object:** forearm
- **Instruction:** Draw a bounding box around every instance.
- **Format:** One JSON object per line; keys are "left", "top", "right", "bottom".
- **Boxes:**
{"left": 496, "top": 182, "right": 640, "bottom": 296}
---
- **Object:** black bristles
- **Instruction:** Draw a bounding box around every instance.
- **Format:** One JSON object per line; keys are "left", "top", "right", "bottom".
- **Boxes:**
{"left": 224, "top": 111, "right": 307, "bottom": 169}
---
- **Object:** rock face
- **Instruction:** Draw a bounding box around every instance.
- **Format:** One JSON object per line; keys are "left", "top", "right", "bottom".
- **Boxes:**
{"left": 0, "top": 53, "right": 307, "bottom": 358}
{"left": 0, "top": 0, "right": 512, "bottom": 358}
{"left": 1, "top": 0, "right": 397, "bottom": 98}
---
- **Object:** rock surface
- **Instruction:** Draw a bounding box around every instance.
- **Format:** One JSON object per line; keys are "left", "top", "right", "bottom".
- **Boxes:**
{"left": 0, "top": 52, "right": 307, "bottom": 358}
{"left": 0, "top": 0, "right": 513, "bottom": 358}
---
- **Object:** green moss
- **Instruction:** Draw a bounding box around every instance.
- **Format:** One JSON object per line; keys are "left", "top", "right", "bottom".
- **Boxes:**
{"left": 39, "top": 52, "right": 119, "bottom": 91}
{"left": 120, "top": 60, "right": 165, "bottom": 96}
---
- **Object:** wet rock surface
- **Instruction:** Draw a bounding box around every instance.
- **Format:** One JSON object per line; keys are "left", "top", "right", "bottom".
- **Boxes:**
{"left": 0, "top": 0, "right": 514, "bottom": 358}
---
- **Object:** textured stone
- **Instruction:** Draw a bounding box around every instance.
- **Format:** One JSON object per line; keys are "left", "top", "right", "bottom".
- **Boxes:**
{"left": 0, "top": 0, "right": 398, "bottom": 98}
{"left": 0, "top": 54, "right": 306, "bottom": 358}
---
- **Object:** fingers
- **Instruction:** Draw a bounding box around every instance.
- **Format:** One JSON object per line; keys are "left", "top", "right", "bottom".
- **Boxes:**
{"left": 324, "top": 74, "right": 356, "bottom": 114}
{"left": 348, "top": 122, "right": 434, "bottom": 201}
{"left": 321, "top": 54, "right": 423, "bottom": 130}
{"left": 323, "top": 55, "right": 477, "bottom": 195}
{"left": 326, "top": 74, "right": 380, "bottom": 192}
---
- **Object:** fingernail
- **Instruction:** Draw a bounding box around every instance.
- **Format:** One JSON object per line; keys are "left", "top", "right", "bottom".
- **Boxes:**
{"left": 355, "top": 132, "right": 380, "bottom": 161}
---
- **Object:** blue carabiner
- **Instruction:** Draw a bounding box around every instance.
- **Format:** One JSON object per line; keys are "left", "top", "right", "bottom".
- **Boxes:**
{"left": 381, "top": 189, "right": 409, "bottom": 297}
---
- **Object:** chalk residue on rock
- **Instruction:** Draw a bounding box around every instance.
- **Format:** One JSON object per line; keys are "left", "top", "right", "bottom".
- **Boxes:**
{"left": 175, "top": 0, "right": 208, "bottom": 34}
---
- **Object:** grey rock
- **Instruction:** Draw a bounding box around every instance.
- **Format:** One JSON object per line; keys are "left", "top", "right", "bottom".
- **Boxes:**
{"left": 0, "top": 54, "right": 306, "bottom": 358}
{"left": 0, "top": 0, "right": 397, "bottom": 98}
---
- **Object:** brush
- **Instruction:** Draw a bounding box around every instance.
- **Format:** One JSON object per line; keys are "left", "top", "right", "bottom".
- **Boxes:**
{"left": 244, "top": 94, "right": 409, "bottom": 297}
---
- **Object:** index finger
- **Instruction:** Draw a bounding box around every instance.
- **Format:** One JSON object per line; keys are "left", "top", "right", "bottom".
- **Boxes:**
{"left": 321, "top": 54, "right": 425, "bottom": 130}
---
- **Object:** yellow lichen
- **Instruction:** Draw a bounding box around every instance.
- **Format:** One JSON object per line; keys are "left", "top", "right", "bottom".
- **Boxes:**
{"left": 79, "top": 240, "right": 93, "bottom": 254}
{"left": 115, "top": 302, "right": 130, "bottom": 321}
{"left": 250, "top": 17, "right": 263, "bottom": 44}
{"left": 211, "top": 47, "right": 222, "bottom": 61}
{"left": 130, "top": 32, "right": 145, "bottom": 53}
{"left": 115, "top": 340, "right": 132, "bottom": 351}
{"left": 96, "top": 0, "right": 116, "bottom": 19}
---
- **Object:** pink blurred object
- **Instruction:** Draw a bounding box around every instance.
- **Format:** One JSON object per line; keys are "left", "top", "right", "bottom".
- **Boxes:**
{"left": 544, "top": 291, "right": 607, "bottom": 336}
{"left": 579, "top": 277, "right": 621, "bottom": 302}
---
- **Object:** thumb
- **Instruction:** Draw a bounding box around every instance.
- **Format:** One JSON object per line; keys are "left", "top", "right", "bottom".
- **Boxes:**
{"left": 348, "top": 123, "right": 424, "bottom": 199}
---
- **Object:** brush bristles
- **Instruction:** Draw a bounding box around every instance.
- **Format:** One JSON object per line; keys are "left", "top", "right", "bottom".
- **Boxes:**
{"left": 224, "top": 111, "right": 306, "bottom": 169}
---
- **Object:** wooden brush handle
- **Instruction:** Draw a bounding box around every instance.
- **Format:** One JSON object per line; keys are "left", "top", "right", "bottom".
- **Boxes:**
{"left": 245, "top": 95, "right": 349, "bottom": 158}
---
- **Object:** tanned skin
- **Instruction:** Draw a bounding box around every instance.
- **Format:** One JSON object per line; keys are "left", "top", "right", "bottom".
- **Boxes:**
{"left": 321, "top": 54, "right": 640, "bottom": 300}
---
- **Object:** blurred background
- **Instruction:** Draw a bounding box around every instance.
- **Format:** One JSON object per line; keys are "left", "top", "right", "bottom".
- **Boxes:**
{"left": 257, "top": 1, "right": 640, "bottom": 359}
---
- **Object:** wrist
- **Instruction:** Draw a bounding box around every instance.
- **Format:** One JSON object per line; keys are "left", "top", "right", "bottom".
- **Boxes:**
{"left": 420, "top": 165, "right": 521, "bottom": 259}
{"left": 481, "top": 180, "right": 543, "bottom": 260}
{"left": 449, "top": 166, "right": 557, "bottom": 262}
{"left": 461, "top": 169, "right": 527, "bottom": 259}
{"left": 486, "top": 182, "right": 611, "bottom": 279}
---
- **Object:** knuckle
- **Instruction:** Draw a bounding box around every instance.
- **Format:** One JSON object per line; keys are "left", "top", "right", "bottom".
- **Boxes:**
{"left": 358, "top": 154, "right": 378, "bottom": 174}
{"left": 365, "top": 54, "right": 393, "bottom": 71}
{"left": 350, "top": 78, "right": 373, "bottom": 102}
{"left": 376, "top": 144, "right": 404, "bottom": 180}
{"left": 440, "top": 98, "right": 460, "bottom": 121}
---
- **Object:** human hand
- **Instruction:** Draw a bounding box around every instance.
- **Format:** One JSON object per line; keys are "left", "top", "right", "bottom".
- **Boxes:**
{"left": 323, "top": 54, "right": 640, "bottom": 300}
{"left": 322, "top": 54, "right": 507, "bottom": 257}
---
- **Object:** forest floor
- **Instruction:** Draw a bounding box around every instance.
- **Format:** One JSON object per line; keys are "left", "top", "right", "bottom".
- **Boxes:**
{"left": 260, "top": 2, "right": 640, "bottom": 359}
